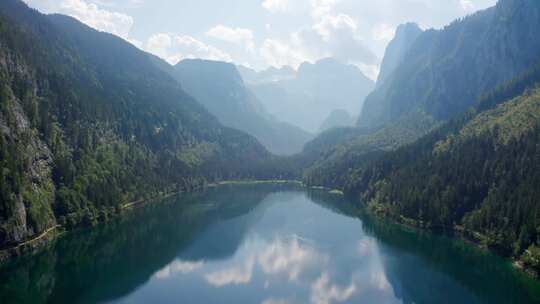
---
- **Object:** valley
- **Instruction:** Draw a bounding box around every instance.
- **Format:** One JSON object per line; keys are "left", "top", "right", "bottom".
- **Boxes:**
{"left": 1, "top": 0, "right": 540, "bottom": 302}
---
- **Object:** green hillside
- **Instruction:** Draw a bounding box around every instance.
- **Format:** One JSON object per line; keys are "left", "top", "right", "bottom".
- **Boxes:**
{"left": 340, "top": 68, "right": 540, "bottom": 269}
{"left": 0, "top": 0, "right": 273, "bottom": 249}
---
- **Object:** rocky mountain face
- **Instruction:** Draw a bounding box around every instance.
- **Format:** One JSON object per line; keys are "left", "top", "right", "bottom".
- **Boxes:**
{"left": 376, "top": 23, "right": 422, "bottom": 87}
{"left": 303, "top": 0, "right": 540, "bottom": 189}
{"left": 167, "top": 59, "right": 313, "bottom": 155}
{"left": 298, "top": 1, "right": 540, "bottom": 267}
{"left": 0, "top": 0, "right": 275, "bottom": 250}
{"left": 359, "top": 0, "right": 540, "bottom": 129}
{"left": 243, "top": 58, "right": 375, "bottom": 133}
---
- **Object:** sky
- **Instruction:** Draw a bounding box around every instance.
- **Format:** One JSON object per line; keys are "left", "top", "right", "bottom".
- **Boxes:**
{"left": 23, "top": 0, "right": 497, "bottom": 79}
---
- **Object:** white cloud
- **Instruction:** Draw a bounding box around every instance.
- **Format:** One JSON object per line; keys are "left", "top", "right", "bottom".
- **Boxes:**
{"left": 58, "top": 0, "right": 134, "bottom": 39}
{"left": 262, "top": 0, "right": 290, "bottom": 13}
{"left": 153, "top": 260, "right": 205, "bottom": 279}
{"left": 23, "top": 0, "right": 143, "bottom": 48}
{"left": 292, "top": 14, "right": 378, "bottom": 66}
{"left": 460, "top": 0, "right": 475, "bottom": 11}
{"left": 370, "top": 271, "right": 392, "bottom": 292}
{"left": 146, "top": 33, "right": 172, "bottom": 55}
{"left": 205, "top": 256, "right": 255, "bottom": 287}
{"left": 258, "top": 236, "right": 321, "bottom": 281}
{"left": 23, "top": 0, "right": 498, "bottom": 72}
{"left": 372, "top": 23, "right": 396, "bottom": 43}
{"left": 258, "top": 0, "right": 377, "bottom": 69}
{"left": 206, "top": 25, "right": 255, "bottom": 51}
{"left": 260, "top": 39, "right": 309, "bottom": 68}
{"left": 93, "top": 0, "right": 145, "bottom": 8}
{"left": 313, "top": 13, "right": 357, "bottom": 41}
{"left": 146, "top": 33, "right": 232, "bottom": 65}
{"left": 261, "top": 299, "right": 290, "bottom": 304}
{"left": 311, "top": 0, "right": 339, "bottom": 18}
{"left": 310, "top": 273, "right": 356, "bottom": 304}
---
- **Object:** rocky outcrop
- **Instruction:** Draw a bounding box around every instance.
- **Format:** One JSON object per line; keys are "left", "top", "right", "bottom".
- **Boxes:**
{"left": 358, "top": 0, "right": 540, "bottom": 129}
{"left": 376, "top": 23, "right": 422, "bottom": 88}
{"left": 0, "top": 54, "right": 56, "bottom": 247}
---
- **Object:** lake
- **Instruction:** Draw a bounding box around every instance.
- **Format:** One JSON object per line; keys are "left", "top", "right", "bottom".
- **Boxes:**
{"left": 1, "top": 183, "right": 540, "bottom": 304}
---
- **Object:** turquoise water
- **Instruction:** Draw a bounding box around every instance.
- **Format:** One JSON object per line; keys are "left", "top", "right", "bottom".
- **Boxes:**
{"left": 1, "top": 184, "right": 539, "bottom": 304}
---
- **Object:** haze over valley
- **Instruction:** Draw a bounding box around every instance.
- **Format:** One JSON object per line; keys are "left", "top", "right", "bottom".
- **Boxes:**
{"left": 2, "top": 1, "right": 540, "bottom": 303}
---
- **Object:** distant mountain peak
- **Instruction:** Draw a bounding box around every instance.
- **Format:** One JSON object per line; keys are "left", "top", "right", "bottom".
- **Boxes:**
{"left": 169, "top": 59, "right": 312, "bottom": 155}
{"left": 376, "top": 22, "right": 423, "bottom": 87}
{"left": 238, "top": 64, "right": 296, "bottom": 85}
{"left": 298, "top": 57, "right": 372, "bottom": 83}
{"left": 176, "top": 58, "right": 244, "bottom": 86}
{"left": 360, "top": 0, "right": 540, "bottom": 129}
{"left": 395, "top": 22, "right": 422, "bottom": 36}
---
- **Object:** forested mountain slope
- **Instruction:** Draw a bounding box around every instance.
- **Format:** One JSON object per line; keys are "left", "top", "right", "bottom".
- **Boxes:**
{"left": 343, "top": 64, "right": 540, "bottom": 270}
{"left": 0, "top": 0, "right": 275, "bottom": 250}
{"left": 166, "top": 59, "right": 313, "bottom": 155}
{"left": 375, "top": 22, "right": 422, "bottom": 87}
{"left": 303, "top": 0, "right": 540, "bottom": 189}
{"left": 359, "top": 0, "right": 540, "bottom": 129}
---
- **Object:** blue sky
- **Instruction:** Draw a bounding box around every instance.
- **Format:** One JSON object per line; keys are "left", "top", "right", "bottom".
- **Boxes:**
{"left": 24, "top": 0, "right": 497, "bottom": 79}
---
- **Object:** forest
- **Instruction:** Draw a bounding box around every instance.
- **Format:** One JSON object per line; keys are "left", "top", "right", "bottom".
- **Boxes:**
{"left": 0, "top": 0, "right": 294, "bottom": 250}
{"left": 327, "top": 64, "right": 540, "bottom": 271}
{"left": 1, "top": 0, "right": 540, "bottom": 279}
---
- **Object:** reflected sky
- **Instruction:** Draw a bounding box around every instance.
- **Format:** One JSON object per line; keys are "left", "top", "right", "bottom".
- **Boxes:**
{"left": 105, "top": 191, "right": 447, "bottom": 304}
{"left": 2, "top": 185, "right": 540, "bottom": 304}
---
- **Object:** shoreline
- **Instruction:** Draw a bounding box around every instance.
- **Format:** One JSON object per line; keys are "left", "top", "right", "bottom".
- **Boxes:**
{"left": 0, "top": 189, "right": 183, "bottom": 264}
{"left": 0, "top": 179, "right": 319, "bottom": 264}
{"left": 2, "top": 181, "right": 535, "bottom": 280}
{"left": 207, "top": 179, "right": 304, "bottom": 187}
{"left": 362, "top": 202, "right": 540, "bottom": 280}
{"left": 0, "top": 225, "right": 62, "bottom": 263}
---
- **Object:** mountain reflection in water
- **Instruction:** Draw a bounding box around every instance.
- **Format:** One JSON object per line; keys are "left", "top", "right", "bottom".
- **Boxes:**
{"left": 1, "top": 184, "right": 539, "bottom": 304}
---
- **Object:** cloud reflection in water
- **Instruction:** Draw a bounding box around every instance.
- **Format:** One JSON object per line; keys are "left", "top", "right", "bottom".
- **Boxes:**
{"left": 145, "top": 193, "right": 400, "bottom": 304}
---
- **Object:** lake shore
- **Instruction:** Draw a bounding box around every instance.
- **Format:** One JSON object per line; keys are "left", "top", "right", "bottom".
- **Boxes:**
{"left": 0, "top": 179, "right": 337, "bottom": 264}
{"left": 362, "top": 201, "right": 540, "bottom": 280}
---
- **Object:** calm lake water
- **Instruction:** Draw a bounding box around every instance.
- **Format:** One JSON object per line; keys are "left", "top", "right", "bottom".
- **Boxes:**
{"left": 1, "top": 184, "right": 540, "bottom": 304}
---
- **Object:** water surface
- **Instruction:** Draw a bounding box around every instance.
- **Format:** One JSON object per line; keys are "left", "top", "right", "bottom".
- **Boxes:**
{"left": 1, "top": 184, "right": 539, "bottom": 304}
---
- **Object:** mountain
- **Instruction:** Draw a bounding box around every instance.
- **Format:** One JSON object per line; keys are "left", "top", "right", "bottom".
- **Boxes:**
{"left": 294, "top": 58, "right": 374, "bottom": 115}
{"left": 300, "top": 0, "right": 540, "bottom": 270}
{"left": 318, "top": 109, "right": 356, "bottom": 133}
{"left": 246, "top": 58, "right": 375, "bottom": 133}
{"left": 359, "top": 0, "right": 540, "bottom": 129}
{"left": 165, "top": 59, "right": 313, "bottom": 155}
{"left": 237, "top": 65, "right": 296, "bottom": 85}
{"left": 303, "top": 0, "right": 540, "bottom": 189}
{"left": 342, "top": 63, "right": 540, "bottom": 269}
{"left": 376, "top": 23, "right": 423, "bottom": 87}
{"left": 0, "top": 0, "right": 278, "bottom": 250}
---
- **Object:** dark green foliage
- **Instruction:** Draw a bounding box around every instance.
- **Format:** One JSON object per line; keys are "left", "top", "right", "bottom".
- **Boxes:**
{"left": 0, "top": 0, "right": 279, "bottom": 248}
{"left": 301, "top": 1, "right": 540, "bottom": 194}
{"left": 340, "top": 69, "right": 540, "bottom": 259}
{"left": 303, "top": 111, "right": 438, "bottom": 189}
{"left": 300, "top": 2, "right": 540, "bottom": 266}
{"left": 477, "top": 62, "right": 540, "bottom": 112}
